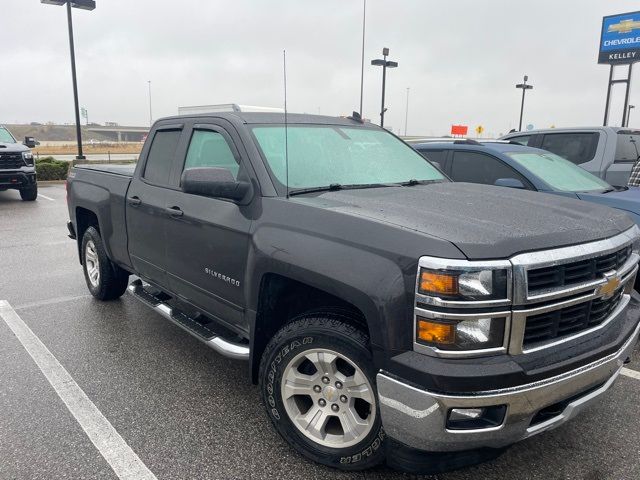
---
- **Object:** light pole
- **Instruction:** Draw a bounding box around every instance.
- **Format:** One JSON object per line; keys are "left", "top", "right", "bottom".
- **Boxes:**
{"left": 515, "top": 75, "right": 533, "bottom": 132}
{"left": 42, "top": 0, "right": 95, "bottom": 160}
{"left": 371, "top": 47, "right": 398, "bottom": 128}
{"left": 148, "top": 80, "right": 153, "bottom": 126}
{"left": 359, "top": 0, "right": 366, "bottom": 117}
{"left": 404, "top": 87, "right": 410, "bottom": 136}
{"left": 628, "top": 105, "right": 635, "bottom": 127}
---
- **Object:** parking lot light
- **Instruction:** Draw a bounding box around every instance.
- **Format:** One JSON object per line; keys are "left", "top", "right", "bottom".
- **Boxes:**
{"left": 41, "top": 0, "right": 96, "bottom": 160}
{"left": 147, "top": 80, "right": 153, "bottom": 127}
{"left": 371, "top": 47, "right": 398, "bottom": 128}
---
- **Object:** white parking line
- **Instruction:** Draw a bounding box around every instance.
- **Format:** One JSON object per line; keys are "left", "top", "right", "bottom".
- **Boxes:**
{"left": 0, "top": 300, "right": 157, "bottom": 480}
{"left": 37, "top": 193, "right": 55, "bottom": 201}
{"left": 14, "top": 294, "right": 92, "bottom": 311}
{"left": 621, "top": 367, "right": 640, "bottom": 381}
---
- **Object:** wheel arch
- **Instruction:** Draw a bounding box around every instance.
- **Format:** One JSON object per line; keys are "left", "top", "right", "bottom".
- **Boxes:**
{"left": 249, "top": 272, "right": 376, "bottom": 384}
{"left": 75, "top": 207, "right": 100, "bottom": 264}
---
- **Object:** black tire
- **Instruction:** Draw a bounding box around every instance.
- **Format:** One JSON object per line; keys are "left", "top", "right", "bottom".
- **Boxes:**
{"left": 259, "top": 312, "right": 386, "bottom": 471}
{"left": 81, "top": 226, "right": 129, "bottom": 300}
{"left": 20, "top": 185, "right": 38, "bottom": 201}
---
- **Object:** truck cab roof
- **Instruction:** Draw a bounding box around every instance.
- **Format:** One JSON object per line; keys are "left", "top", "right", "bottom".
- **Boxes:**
{"left": 157, "top": 111, "right": 370, "bottom": 127}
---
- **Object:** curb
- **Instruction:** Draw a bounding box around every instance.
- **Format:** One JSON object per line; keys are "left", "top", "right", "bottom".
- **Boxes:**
{"left": 38, "top": 180, "right": 67, "bottom": 185}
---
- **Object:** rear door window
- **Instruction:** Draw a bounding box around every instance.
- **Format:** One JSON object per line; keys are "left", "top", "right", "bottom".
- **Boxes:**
{"left": 143, "top": 129, "right": 182, "bottom": 186}
{"left": 450, "top": 151, "right": 529, "bottom": 186}
{"left": 540, "top": 132, "right": 599, "bottom": 165}
{"left": 614, "top": 133, "right": 640, "bottom": 164}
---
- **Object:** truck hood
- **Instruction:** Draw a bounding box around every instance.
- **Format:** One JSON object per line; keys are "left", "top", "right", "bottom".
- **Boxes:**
{"left": 0, "top": 142, "right": 28, "bottom": 152}
{"left": 292, "top": 182, "right": 634, "bottom": 259}
{"left": 577, "top": 187, "right": 640, "bottom": 221}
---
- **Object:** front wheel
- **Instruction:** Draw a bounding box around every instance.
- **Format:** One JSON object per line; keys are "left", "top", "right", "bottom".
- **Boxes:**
{"left": 20, "top": 185, "right": 38, "bottom": 201}
{"left": 259, "top": 313, "right": 385, "bottom": 471}
{"left": 81, "top": 226, "right": 129, "bottom": 300}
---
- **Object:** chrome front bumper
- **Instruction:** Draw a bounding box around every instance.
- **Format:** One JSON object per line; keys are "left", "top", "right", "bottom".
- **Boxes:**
{"left": 378, "top": 313, "right": 640, "bottom": 452}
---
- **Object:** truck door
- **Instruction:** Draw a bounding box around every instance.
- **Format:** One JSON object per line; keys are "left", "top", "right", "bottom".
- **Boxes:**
{"left": 126, "top": 124, "right": 186, "bottom": 286}
{"left": 605, "top": 132, "right": 640, "bottom": 186}
{"left": 162, "top": 121, "right": 252, "bottom": 331}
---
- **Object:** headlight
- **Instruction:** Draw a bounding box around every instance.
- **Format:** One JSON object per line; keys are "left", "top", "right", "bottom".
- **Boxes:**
{"left": 418, "top": 268, "right": 508, "bottom": 300}
{"left": 415, "top": 257, "right": 511, "bottom": 356}
{"left": 22, "top": 151, "right": 34, "bottom": 165}
{"left": 416, "top": 316, "right": 506, "bottom": 351}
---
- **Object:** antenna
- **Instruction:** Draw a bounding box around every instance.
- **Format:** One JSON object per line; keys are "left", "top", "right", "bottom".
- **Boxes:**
{"left": 283, "top": 49, "right": 289, "bottom": 199}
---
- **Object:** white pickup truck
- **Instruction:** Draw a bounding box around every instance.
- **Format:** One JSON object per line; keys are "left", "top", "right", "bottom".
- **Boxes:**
{"left": 501, "top": 127, "right": 640, "bottom": 187}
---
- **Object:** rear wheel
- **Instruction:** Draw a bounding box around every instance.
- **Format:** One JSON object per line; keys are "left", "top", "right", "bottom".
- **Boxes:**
{"left": 20, "top": 185, "right": 37, "bottom": 201}
{"left": 81, "top": 226, "right": 129, "bottom": 300}
{"left": 259, "top": 313, "right": 385, "bottom": 470}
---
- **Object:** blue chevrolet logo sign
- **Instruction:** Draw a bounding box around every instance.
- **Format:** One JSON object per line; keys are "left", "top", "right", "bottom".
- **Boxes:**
{"left": 599, "top": 11, "right": 640, "bottom": 64}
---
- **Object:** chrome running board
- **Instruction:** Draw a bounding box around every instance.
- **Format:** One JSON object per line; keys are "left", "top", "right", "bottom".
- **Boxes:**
{"left": 127, "top": 279, "right": 250, "bottom": 360}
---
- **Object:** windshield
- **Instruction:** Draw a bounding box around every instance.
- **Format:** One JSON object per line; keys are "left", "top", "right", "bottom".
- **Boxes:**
{"left": 251, "top": 125, "right": 445, "bottom": 191}
{"left": 0, "top": 127, "right": 16, "bottom": 143}
{"left": 506, "top": 151, "right": 612, "bottom": 193}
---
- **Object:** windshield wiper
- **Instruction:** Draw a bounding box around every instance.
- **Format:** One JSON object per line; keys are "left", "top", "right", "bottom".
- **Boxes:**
{"left": 288, "top": 182, "right": 401, "bottom": 196}
{"left": 400, "top": 179, "right": 444, "bottom": 186}
{"left": 289, "top": 183, "right": 343, "bottom": 196}
{"left": 599, "top": 185, "right": 628, "bottom": 193}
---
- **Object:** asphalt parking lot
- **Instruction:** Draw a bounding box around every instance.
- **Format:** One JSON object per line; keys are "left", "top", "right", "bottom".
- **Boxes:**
{"left": 1, "top": 184, "right": 640, "bottom": 480}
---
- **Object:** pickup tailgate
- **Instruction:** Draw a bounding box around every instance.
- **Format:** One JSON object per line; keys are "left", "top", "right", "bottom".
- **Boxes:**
{"left": 67, "top": 163, "right": 134, "bottom": 270}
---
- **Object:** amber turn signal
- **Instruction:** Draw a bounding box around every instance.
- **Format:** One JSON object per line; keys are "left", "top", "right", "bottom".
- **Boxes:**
{"left": 416, "top": 318, "right": 455, "bottom": 344}
{"left": 419, "top": 269, "right": 458, "bottom": 296}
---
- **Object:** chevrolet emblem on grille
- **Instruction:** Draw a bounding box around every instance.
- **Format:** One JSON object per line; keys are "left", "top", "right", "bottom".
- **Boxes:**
{"left": 598, "top": 274, "right": 621, "bottom": 298}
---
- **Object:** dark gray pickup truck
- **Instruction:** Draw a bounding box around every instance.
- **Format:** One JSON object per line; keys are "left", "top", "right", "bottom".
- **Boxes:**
{"left": 0, "top": 125, "right": 38, "bottom": 200}
{"left": 66, "top": 112, "right": 640, "bottom": 473}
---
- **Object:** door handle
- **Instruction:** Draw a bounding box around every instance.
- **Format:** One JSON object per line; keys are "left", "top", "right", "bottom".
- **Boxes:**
{"left": 165, "top": 206, "right": 184, "bottom": 217}
{"left": 127, "top": 196, "right": 141, "bottom": 206}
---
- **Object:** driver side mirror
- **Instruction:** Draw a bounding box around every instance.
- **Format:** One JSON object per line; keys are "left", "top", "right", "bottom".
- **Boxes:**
{"left": 494, "top": 178, "right": 526, "bottom": 189}
{"left": 23, "top": 136, "right": 39, "bottom": 149}
{"left": 181, "top": 167, "right": 251, "bottom": 202}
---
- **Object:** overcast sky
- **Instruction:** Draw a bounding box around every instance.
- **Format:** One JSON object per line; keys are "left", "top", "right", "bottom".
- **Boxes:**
{"left": 1, "top": 0, "right": 638, "bottom": 136}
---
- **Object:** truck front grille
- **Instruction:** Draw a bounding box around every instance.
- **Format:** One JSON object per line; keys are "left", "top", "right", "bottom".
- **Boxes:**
{"left": 527, "top": 245, "right": 632, "bottom": 293}
{"left": 523, "top": 289, "right": 624, "bottom": 346}
{"left": 0, "top": 152, "right": 25, "bottom": 169}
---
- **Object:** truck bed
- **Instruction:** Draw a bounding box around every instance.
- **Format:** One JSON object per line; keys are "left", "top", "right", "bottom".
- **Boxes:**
{"left": 73, "top": 163, "right": 136, "bottom": 176}
{"left": 68, "top": 163, "right": 134, "bottom": 271}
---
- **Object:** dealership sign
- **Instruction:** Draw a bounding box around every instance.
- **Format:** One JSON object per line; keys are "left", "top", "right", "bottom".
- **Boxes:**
{"left": 599, "top": 11, "right": 640, "bottom": 64}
